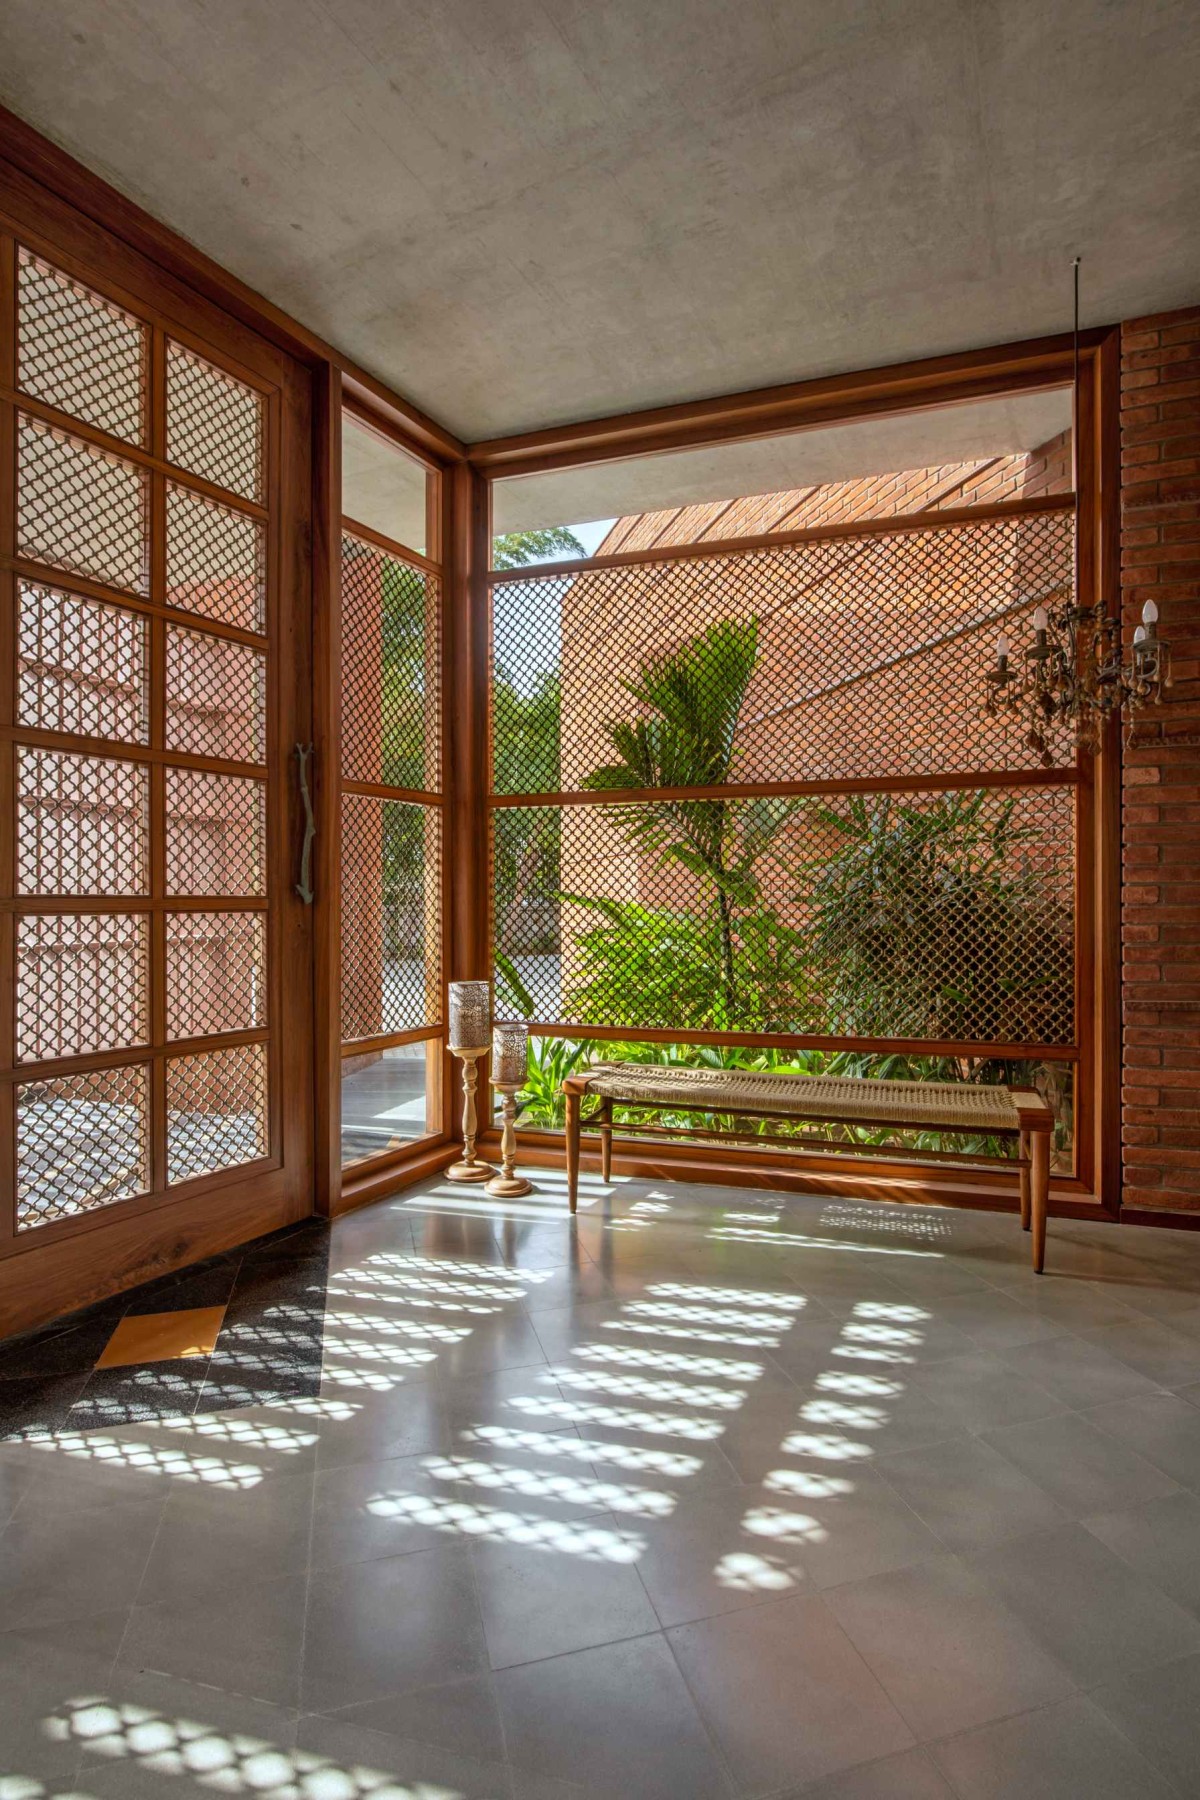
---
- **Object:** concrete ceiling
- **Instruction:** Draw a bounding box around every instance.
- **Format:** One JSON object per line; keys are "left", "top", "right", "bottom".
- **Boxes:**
{"left": 492, "top": 387, "right": 1072, "bottom": 532}
{"left": 2, "top": 1, "right": 1198, "bottom": 443}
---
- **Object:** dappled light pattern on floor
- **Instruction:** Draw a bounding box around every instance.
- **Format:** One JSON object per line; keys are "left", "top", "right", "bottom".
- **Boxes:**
{"left": 4, "top": 1172, "right": 1200, "bottom": 1798}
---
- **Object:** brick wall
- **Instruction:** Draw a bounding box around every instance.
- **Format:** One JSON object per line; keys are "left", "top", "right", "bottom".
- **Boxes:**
{"left": 603, "top": 434, "right": 1071, "bottom": 553}
{"left": 1121, "top": 307, "right": 1200, "bottom": 1214}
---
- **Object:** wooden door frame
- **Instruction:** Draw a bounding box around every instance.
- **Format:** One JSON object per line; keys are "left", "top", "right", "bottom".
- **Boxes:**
{"left": 0, "top": 147, "right": 317, "bottom": 1335}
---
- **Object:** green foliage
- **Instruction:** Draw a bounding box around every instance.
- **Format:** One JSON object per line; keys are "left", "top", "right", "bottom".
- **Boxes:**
{"left": 581, "top": 618, "right": 801, "bottom": 1011}
{"left": 803, "top": 790, "right": 1072, "bottom": 1044}
{"left": 564, "top": 894, "right": 812, "bottom": 1034}
{"left": 491, "top": 526, "right": 586, "bottom": 570}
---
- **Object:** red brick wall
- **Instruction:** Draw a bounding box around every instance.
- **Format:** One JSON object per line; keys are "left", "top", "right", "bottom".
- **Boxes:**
{"left": 603, "top": 435, "right": 1071, "bottom": 553}
{"left": 1121, "top": 307, "right": 1200, "bottom": 1213}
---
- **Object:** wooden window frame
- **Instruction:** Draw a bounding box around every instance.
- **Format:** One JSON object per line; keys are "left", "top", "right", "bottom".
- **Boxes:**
{"left": 468, "top": 333, "right": 1122, "bottom": 1215}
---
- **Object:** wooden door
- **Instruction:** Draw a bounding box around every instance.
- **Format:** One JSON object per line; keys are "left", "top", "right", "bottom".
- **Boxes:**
{"left": 0, "top": 178, "right": 313, "bottom": 1321}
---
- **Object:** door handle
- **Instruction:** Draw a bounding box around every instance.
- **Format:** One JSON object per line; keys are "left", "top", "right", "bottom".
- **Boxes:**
{"left": 295, "top": 742, "right": 315, "bottom": 904}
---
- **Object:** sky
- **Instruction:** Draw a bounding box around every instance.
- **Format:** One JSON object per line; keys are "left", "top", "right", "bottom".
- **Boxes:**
{"left": 492, "top": 518, "right": 616, "bottom": 694}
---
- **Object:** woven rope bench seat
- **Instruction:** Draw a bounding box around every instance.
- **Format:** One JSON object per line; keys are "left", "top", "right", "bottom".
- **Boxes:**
{"left": 561, "top": 1060, "right": 1055, "bottom": 1271}
{"left": 575, "top": 1062, "right": 1034, "bottom": 1135}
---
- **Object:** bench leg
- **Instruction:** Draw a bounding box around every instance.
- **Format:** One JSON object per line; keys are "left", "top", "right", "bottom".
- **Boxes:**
{"left": 599, "top": 1096, "right": 613, "bottom": 1184}
{"left": 1030, "top": 1128, "right": 1050, "bottom": 1274}
{"left": 565, "top": 1088, "right": 581, "bottom": 1216}
{"left": 1019, "top": 1131, "right": 1031, "bottom": 1231}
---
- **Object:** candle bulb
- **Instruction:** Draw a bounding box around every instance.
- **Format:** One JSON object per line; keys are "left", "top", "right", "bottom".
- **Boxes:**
{"left": 1032, "top": 606, "right": 1048, "bottom": 633}
{"left": 995, "top": 633, "right": 1010, "bottom": 661}
{"left": 1133, "top": 624, "right": 1147, "bottom": 646}
{"left": 1142, "top": 599, "right": 1159, "bottom": 626}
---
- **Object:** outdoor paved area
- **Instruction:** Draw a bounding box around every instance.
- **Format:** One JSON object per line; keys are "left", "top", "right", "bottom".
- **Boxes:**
{"left": 3, "top": 1173, "right": 1200, "bottom": 1797}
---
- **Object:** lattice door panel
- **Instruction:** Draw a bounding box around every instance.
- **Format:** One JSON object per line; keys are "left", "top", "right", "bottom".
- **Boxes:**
{"left": 17, "top": 581, "right": 149, "bottom": 743}
{"left": 4, "top": 236, "right": 289, "bottom": 1238}
{"left": 493, "top": 785, "right": 1075, "bottom": 1045}
{"left": 17, "top": 248, "right": 147, "bottom": 444}
{"left": 16, "top": 1065, "right": 150, "bottom": 1232}
{"left": 17, "top": 414, "right": 150, "bottom": 595}
{"left": 16, "top": 913, "right": 149, "bottom": 1063}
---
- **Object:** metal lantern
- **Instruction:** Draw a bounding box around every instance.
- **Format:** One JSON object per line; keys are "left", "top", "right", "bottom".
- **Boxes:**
{"left": 446, "top": 981, "right": 493, "bottom": 1183}
{"left": 487, "top": 1021, "right": 532, "bottom": 1198}
{"left": 448, "top": 980, "right": 490, "bottom": 1052}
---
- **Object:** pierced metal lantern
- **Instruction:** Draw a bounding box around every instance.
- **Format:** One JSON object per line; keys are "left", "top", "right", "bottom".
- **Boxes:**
{"left": 448, "top": 980, "right": 491, "bottom": 1052}
{"left": 446, "top": 981, "right": 492, "bottom": 1183}
{"left": 487, "top": 1021, "right": 532, "bottom": 1198}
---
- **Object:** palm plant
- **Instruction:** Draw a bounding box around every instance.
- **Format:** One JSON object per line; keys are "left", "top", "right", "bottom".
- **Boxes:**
{"left": 580, "top": 618, "right": 799, "bottom": 1015}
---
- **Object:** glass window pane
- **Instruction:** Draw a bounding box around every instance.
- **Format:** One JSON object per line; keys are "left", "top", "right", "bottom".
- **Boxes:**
{"left": 166, "top": 912, "right": 267, "bottom": 1040}
{"left": 341, "top": 1043, "right": 436, "bottom": 1166}
{"left": 341, "top": 799, "right": 441, "bottom": 1040}
{"left": 18, "top": 746, "right": 148, "bottom": 896}
{"left": 165, "top": 768, "right": 265, "bottom": 897}
{"left": 165, "top": 626, "right": 266, "bottom": 764}
{"left": 166, "top": 482, "right": 266, "bottom": 632}
{"left": 341, "top": 531, "right": 439, "bottom": 790}
{"left": 342, "top": 414, "right": 431, "bottom": 555}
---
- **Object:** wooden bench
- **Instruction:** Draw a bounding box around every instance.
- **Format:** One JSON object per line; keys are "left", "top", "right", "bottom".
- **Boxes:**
{"left": 561, "top": 1063, "right": 1056, "bottom": 1271}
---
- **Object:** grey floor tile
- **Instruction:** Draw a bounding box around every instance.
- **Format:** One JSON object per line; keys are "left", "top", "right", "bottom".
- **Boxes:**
{"left": 635, "top": 1481, "right": 810, "bottom": 1627}
{"left": 1001, "top": 1334, "right": 1165, "bottom": 1409}
{"left": 302, "top": 1544, "right": 488, "bottom": 1712}
{"left": 1084, "top": 1489, "right": 1200, "bottom": 1615}
{"left": 794, "top": 1745, "right": 958, "bottom": 1799}
{"left": 910, "top": 1352, "right": 1065, "bottom": 1434}
{"left": 669, "top": 1593, "right": 913, "bottom": 1792}
{"left": 0, "top": 1493, "right": 162, "bottom": 1629}
{"left": 138, "top": 1468, "right": 314, "bottom": 1607}
{"left": 433, "top": 1312, "right": 552, "bottom": 1380}
{"left": 761, "top": 1463, "right": 946, "bottom": 1591}
{"left": 310, "top": 1378, "right": 449, "bottom": 1470}
{"left": 823, "top": 1553, "right": 1074, "bottom": 1740}
{"left": 0, "top": 1633, "right": 119, "bottom": 1787}
{"left": 294, "top": 1712, "right": 513, "bottom": 1799}
{"left": 310, "top": 1451, "right": 465, "bottom": 1568}
{"left": 969, "top": 1522, "right": 1200, "bottom": 1686}
{"left": 1091, "top": 1650, "right": 1200, "bottom": 1797}
{"left": 981, "top": 1411, "right": 1180, "bottom": 1515}
{"left": 496, "top": 1633, "right": 731, "bottom": 1800}
{"left": 930, "top": 1693, "right": 1177, "bottom": 1799}
{"left": 118, "top": 1570, "right": 308, "bottom": 1706}
{"left": 925, "top": 1290, "right": 1069, "bottom": 1352}
{"left": 472, "top": 1524, "right": 660, "bottom": 1668}
{"left": 74, "top": 1666, "right": 299, "bottom": 1783}
{"left": 1085, "top": 1390, "right": 1200, "bottom": 1488}
{"left": 326, "top": 1670, "right": 507, "bottom": 1764}
{"left": 877, "top": 1434, "right": 1067, "bottom": 1553}
{"left": 1082, "top": 1318, "right": 1200, "bottom": 1388}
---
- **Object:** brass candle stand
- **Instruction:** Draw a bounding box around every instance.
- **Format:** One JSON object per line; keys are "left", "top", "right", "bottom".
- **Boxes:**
{"left": 486, "top": 1021, "right": 533, "bottom": 1199}
{"left": 446, "top": 981, "right": 493, "bottom": 1184}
